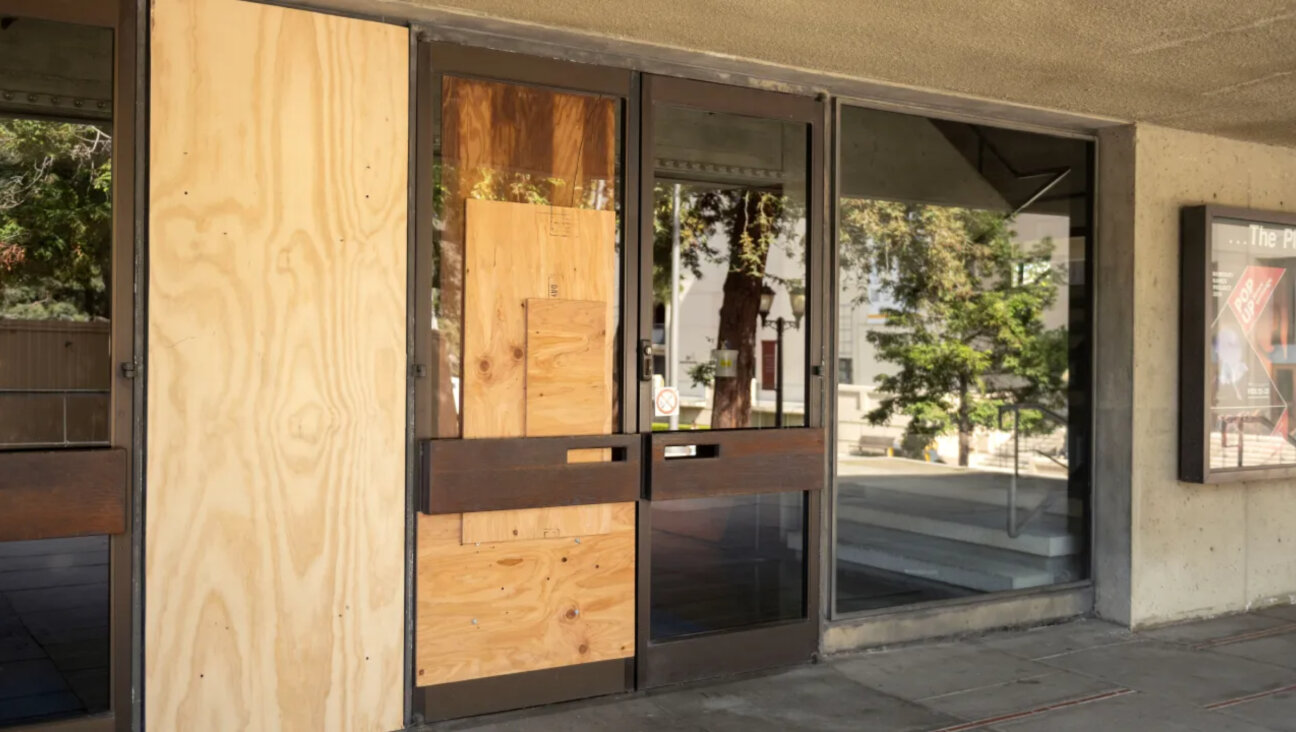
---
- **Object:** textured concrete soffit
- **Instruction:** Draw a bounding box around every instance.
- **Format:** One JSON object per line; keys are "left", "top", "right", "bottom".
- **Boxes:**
{"left": 411, "top": 0, "right": 1296, "bottom": 148}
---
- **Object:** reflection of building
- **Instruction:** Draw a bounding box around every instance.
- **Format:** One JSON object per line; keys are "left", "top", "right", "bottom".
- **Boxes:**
{"left": 653, "top": 223, "right": 808, "bottom": 427}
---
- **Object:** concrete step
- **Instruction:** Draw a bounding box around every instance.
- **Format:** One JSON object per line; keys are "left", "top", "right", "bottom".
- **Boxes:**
{"left": 824, "top": 523, "right": 1082, "bottom": 592}
{"left": 836, "top": 489, "right": 1082, "bottom": 558}
{"left": 836, "top": 470, "right": 1076, "bottom": 517}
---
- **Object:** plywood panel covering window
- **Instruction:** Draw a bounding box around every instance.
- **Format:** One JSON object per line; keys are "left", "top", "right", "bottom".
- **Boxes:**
{"left": 146, "top": 0, "right": 407, "bottom": 729}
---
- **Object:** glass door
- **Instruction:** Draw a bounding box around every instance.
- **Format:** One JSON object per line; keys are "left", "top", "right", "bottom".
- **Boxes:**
{"left": 635, "top": 76, "right": 826, "bottom": 687}
{"left": 412, "top": 44, "right": 640, "bottom": 721}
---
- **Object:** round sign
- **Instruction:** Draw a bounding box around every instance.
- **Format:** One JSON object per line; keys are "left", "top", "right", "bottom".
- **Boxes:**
{"left": 654, "top": 387, "right": 679, "bottom": 417}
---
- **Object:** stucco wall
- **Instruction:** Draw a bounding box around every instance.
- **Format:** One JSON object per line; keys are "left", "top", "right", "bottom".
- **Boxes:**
{"left": 1129, "top": 124, "right": 1296, "bottom": 626}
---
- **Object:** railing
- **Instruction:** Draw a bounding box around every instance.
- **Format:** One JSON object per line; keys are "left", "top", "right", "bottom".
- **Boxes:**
{"left": 1218, "top": 414, "right": 1296, "bottom": 468}
{"left": 0, "top": 388, "right": 111, "bottom": 449}
{"left": 997, "top": 402, "right": 1068, "bottom": 538}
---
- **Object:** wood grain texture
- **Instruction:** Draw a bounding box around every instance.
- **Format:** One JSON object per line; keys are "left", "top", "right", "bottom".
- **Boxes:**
{"left": 416, "top": 512, "right": 635, "bottom": 686}
{"left": 146, "top": 1, "right": 406, "bottom": 729}
{"left": 525, "top": 299, "right": 609, "bottom": 438}
{"left": 460, "top": 200, "right": 616, "bottom": 439}
{"left": 461, "top": 502, "right": 633, "bottom": 545}
{"left": 0, "top": 449, "right": 126, "bottom": 541}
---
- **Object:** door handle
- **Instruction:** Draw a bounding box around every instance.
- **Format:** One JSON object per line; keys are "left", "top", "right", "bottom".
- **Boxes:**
{"left": 639, "top": 339, "right": 653, "bottom": 382}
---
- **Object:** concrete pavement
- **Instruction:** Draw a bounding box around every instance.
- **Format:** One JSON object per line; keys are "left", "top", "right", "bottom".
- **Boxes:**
{"left": 426, "top": 607, "right": 1296, "bottom": 731}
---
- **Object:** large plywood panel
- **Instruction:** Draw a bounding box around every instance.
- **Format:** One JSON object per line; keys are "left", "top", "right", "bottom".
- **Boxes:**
{"left": 146, "top": 0, "right": 406, "bottom": 729}
{"left": 525, "top": 298, "right": 609, "bottom": 438}
{"left": 461, "top": 502, "right": 634, "bottom": 545}
{"left": 417, "top": 512, "right": 635, "bottom": 686}
{"left": 460, "top": 199, "right": 616, "bottom": 439}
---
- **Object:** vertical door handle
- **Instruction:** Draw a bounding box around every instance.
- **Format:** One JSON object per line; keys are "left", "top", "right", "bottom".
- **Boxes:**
{"left": 639, "top": 339, "right": 653, "bottom": 382}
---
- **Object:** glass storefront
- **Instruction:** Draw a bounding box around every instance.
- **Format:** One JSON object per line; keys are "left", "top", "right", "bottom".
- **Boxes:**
{"left": 832, "top": 106, "right": 1093, "bottom": 615}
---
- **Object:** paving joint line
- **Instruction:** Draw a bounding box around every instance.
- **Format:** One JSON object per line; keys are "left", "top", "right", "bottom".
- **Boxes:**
{"left": 923, "top": 688, "right": 1134, "bottom": 732}
{"left": 1204, "top": 682, "right": 1296, "bottom": 710}
{"left": 1190, "top": 621, "right": 1296, "bottom": 650}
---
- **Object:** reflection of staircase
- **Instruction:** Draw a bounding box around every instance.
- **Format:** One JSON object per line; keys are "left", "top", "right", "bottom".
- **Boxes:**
{"left": 831, "top": 459, "right": 1083, "bottom": 593}
{"left": 1208, "top": 431, "right": 1296, "bottom": 469}
{"left": 977, "top": 430, "right": 1067, "bottom": 474}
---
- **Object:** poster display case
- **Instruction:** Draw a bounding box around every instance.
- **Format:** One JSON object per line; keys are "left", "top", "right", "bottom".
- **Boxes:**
{"left": 1181, "top": 205, "right": 1296, "bottom": 482}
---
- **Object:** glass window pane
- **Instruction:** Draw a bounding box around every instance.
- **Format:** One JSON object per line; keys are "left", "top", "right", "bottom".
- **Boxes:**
{"left": 833, "top": 106, "right": 1091, "bottom": 614}
{"left": 650, "top": 492, "right": 805, "bottom": 640}
{"left": 650, "top": 105, "right": 809, "bottom": 430}
{"left": 0, "top": 537, "right": 111, "bottom": 725}
{"left": 0, "top": 16, "right": 115, "bottom": 448}
{"left": 425, "top": 75, "right": 623, "bottom": 439}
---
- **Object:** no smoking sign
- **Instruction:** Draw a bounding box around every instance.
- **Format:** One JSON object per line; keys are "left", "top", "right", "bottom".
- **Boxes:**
{"left": 654, "top": 387, "right": 679, "bottom": 417}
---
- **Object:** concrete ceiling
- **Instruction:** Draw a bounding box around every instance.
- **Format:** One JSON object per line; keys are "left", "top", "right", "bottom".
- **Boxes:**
{"left": 410, "top": 0, "right": 1296, "bottom": 147}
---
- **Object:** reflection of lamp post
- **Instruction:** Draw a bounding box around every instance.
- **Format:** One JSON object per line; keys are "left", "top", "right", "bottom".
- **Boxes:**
{"left": 758, "top": 284, "right": 806, "bottom": 427}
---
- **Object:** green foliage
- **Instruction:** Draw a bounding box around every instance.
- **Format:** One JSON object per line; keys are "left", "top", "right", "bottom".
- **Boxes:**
{"left": 651, "top": 184, "right": 802, "bottom": 305}
{"left": 687, "top": 360, "right": 715, "bottom": 388}
{"left": 0, "top": 119, "right": 113, "bottom": 321}
{"left": 842, "top": 200, "right": 1068, "bottom": 465}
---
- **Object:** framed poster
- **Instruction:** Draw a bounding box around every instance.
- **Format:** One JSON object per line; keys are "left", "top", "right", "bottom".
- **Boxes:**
{"left": 1181, "top": 205, "right": 1296, "bottom": 483}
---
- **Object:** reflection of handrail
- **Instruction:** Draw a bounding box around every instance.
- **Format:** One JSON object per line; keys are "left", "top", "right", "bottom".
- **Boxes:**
{"left": 1219, "top": 414, "right": 1296, "bottom": 469}
{"left": 0, "top": 388, "right": 110, "bottom": 449}
{"left": 997, "top": 402, "right": 1067, "bottom": 539}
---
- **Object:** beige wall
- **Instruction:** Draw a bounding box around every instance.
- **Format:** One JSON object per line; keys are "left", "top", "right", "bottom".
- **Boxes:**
{"left": 1128, "top": 124, "right": 1296, "bottom": 626}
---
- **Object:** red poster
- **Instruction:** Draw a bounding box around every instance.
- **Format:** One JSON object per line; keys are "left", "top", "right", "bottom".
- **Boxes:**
{"left": 761, "top": 340, "right": 777, "bottom": 390}
{"left": 1227, "top": 266, "right": 1285, "bottom": 333}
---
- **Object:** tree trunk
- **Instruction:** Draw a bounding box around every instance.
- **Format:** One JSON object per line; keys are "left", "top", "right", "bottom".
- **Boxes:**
{"left": 958, "top": 375, "right": 971, "bottom": 467}
{"left": 712, "top": 192, "right": 777, "bottom": 429}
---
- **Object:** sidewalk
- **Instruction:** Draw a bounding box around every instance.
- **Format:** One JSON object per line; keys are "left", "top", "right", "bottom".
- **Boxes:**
{"left": 427, "top": 606, "right": 1296, "bottom": 731}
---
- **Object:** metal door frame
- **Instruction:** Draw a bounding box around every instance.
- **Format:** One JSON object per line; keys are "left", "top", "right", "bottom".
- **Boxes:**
{"left": 634, "top": 74, "right": 827, "bottom": 689}
{"left": 409, "top": 39, "right": 640, "bottom": 723}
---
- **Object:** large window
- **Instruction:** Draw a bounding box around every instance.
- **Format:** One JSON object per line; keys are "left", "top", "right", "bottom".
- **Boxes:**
{"left": 0, "top": 13, "right": 119, "bottom": 727}
{"left": 832, "top": 106, "right": 1092, "bottom": 615}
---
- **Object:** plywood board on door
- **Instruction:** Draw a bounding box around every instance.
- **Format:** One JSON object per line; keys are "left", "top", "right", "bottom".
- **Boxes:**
{"left": 525, "top": 298, "right": 609, "bottom": 438}
{"left": 146, "top": 0, "right": 406, "bottom": 729}
{"left": 461, "top": 502, "right": 634, "bottom": 545}
{"left": 460, "top": 199, "right": 616, "bottom": 439}
{"left": 417, "top": 512, "right": 635, "bottom": 686}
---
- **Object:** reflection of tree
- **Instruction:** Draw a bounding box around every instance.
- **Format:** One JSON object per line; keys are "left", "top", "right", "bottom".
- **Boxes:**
{"left": 840, "top": 200, "right": 1067, "bottom": 466}
{"left": 0, "top": 119, "right": 112, "bottom": 320}
{"left": 653, "top": 184, "right": 802, "bottom": 428}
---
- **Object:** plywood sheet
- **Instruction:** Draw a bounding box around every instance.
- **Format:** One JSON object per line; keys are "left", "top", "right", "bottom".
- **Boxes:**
{"left": 417, "top": 512, "right": 635, "bottom": 686}
{"left": 461, "top": 502, "right": 634, "bottom": 545}
{"left": 146, "top": 1, "right": 406, "bottom": 729}
{"left": 461, "top": 199, "right": 616, "bottom": 439}
{"left": 525, "top": 298, "right": 609, "bottom": 438}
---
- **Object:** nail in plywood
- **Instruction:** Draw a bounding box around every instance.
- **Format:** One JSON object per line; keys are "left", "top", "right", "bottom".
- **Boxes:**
{"left": 147, "top": 0, "right": 406, "bottom": 729}
{"left": 417, "top": 512, "right": 635, "bottom": 686}
{"left": 461, "top": 200, "right": 616, "bottom": 439}
{"left": 461, "top": 502, "right": 634, "bottom": 545}
{"left": 525, "top": 299, "right": 609, "bottom": 438}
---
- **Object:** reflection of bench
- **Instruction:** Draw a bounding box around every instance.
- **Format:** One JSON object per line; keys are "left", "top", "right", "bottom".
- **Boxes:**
{"left": 855, "top": 434, "right": 895, "bottom": 456}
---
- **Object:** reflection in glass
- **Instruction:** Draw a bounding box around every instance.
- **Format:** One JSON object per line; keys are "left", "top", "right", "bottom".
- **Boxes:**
{"left": 650, "top": 492, "right": 805, "bottom": 640}
{"left": 650, "top": 105, "right": 808, "bottom": 430}
{"left": 0, "top": 112, "right": 113, "bottom": 448}
{"left": 833, "top": 106, "right": 1091, "bottom": 614}
{"left": 0, "top": 18, "right": 115, "bottom": 724}
{"left": 0, "top": 537, "right": 111, "bottom": 725}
